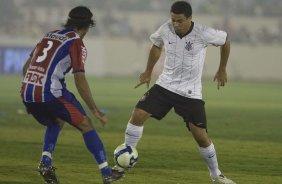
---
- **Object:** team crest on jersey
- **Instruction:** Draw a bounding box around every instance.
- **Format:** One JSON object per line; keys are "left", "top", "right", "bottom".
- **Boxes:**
{"left": 185, "top": 41, "right": 193, "bottom": 51}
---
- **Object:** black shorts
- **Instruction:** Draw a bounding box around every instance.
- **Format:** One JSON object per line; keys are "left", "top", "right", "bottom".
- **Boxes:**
{"left": 136, "top": 84, "right": 207, "bottom": 129}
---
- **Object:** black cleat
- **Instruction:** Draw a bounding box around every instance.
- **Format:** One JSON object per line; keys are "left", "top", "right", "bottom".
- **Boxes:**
{"left": 37, "top": 161, "right": 59, "bottom": 184}
{"left": 102, "top": 168, "right": 124, "bottom": 184}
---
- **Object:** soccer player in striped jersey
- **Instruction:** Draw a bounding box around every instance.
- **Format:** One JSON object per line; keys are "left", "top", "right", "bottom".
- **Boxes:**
{"left": 114, "top": 1, "right": 236, "bottom": 184}
{"left": 21, "top": 6, "right": 123, "bottom": 184}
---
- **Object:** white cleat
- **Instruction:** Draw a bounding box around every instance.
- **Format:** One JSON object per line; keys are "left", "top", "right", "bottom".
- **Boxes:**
{"left": 211, "top": 174, "right": 236, "bottom": 184}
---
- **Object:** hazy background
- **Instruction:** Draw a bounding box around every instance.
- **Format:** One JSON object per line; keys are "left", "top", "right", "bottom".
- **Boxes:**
{"left": 0, "top": 0, "right": 282, "bottom": 82}
{"left": 0, "top": 2, "right": 281, "bottom": 183}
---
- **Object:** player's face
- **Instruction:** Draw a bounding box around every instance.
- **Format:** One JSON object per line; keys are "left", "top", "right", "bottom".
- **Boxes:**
{"left": 171, "top": 13, "right": 192, "bottom": 35}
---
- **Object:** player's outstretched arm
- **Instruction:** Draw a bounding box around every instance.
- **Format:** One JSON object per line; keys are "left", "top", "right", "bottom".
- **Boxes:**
{"left": 213, "top": 35, "right": 230, "bottom": 90}
{"left": 74, "top": 72, "right": 108, "bottom": 126}
{"left": 135, "top": 45, "right": 162, "bottom": 89}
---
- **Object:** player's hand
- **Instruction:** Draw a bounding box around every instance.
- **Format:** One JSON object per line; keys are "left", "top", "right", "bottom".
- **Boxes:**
{"left": 213, "top": 69, "right": 227, "bottom": 90}
{"left": 93, "top": 109, "right": 108, "bottom": 126}
{"left": 134, "top": 72, "right": 151, "bottom": 89}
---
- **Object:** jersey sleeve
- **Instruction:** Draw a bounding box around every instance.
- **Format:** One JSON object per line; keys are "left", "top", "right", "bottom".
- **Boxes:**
{"left": 150, "top": 26, "right": 164, "bottom": 48}
{"left": 69, "top": 39, "right": 87, "bottom": 73}
{"left": 201, "top": 26, "right": 227, "bottom": 46}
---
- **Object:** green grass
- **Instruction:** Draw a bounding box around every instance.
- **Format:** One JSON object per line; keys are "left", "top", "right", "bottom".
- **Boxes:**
{"left": 0, "top": 75, "right": 282, "bottom": 184}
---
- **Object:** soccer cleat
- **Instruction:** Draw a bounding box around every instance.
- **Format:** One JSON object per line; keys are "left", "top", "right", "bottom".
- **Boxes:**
{"left": 37, "top": 161, "right": 59, "bottom": 184}
{"left": 112, "top": 165, "right": 125, "bottom": 173}
{"left": 102, "top": 168, "right": 125, "bottom": 184}
{"left": 211, "top": 174, "right": 236, "bottom": 184}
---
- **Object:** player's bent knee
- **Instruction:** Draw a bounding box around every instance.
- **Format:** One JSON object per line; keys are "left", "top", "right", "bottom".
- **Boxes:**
{"left": 133, "top": 108, "right": 151, "bottom": 117}
{"left": 74, "top": 116, "right": 94, "bottom": 133}
{"left": 130, "top": 108, "right": 151, "bottom": 124}
{"left": 54, "top": 118, "right": 65, "bottom": 129}
{"left": 188, "top": 122, "right": 211, "bottom": 147}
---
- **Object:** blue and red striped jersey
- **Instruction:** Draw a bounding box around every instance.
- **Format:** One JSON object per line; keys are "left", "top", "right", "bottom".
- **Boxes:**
{"left": 21, "top": 29, "right": 87, "bottom": 102}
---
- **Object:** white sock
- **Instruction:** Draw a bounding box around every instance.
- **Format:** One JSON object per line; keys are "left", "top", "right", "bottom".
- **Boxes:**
{"left": 199, "top": 143, "right": 222, "bottom": 178}
{"left": 124, "top": 122, "right": 143, "bottom": 148}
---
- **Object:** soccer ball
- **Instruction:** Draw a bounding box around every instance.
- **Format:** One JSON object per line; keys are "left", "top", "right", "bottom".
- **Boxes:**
{"left": 114, "top": 144, "right": 138, "bottom": 169}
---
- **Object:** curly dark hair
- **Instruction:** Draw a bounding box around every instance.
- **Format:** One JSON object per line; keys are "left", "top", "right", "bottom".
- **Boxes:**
{"left": 64, "top": 6, "right": 95, "bottom": 29}
{"left": 171, "top": 1, "right": 192, "bottom": 17}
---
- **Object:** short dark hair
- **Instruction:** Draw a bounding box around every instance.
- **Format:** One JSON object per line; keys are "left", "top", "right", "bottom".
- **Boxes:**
{"left": 170, "top": 1, "right": 192, "bottom": 17}
{"left": 64, "top": 6, "right": 95, "bottom": 29}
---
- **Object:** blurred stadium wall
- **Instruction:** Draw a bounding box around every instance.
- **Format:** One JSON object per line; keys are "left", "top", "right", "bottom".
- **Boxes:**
{"left": 0, "top": 0, "right": 281, "bottom": 82}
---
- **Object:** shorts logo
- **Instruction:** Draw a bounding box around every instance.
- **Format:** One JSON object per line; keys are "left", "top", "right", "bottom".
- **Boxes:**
{"left": 139, "top": 92, "right": 149, "bottom": 102}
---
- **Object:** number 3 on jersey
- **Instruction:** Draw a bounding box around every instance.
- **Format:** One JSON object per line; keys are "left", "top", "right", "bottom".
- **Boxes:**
{"left": 36, "top": 40, "right": 53, "bottom": 63}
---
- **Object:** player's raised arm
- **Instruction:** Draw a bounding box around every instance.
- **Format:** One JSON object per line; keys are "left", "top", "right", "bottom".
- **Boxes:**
{"left": 135, "top": 45, "right": 162, "bottom": 89}
{"left": 74, "top": 72, "right": 108, "bottom": 126}
{"left": 213, "top": 34, "right": 231, "bottom": 90}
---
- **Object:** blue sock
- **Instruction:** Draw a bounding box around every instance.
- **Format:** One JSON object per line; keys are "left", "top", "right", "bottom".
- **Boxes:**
{"left": 41, "top": 124, "right": 61, "bottom": 166}
{"left": 83, "top": 130, "right": 112, "bottom": 176}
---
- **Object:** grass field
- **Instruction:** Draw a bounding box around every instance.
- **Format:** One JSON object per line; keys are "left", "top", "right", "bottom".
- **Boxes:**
{"left": 0, "top": 75, "right": 281, "bottom": 184}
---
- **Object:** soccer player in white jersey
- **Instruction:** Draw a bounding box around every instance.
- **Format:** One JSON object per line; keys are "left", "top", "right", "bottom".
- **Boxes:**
{"left": 21, "top": 6, "right": 123, "bottom": 184}
{"left": 113, "top": 1, "right": 235, "bottom": 184}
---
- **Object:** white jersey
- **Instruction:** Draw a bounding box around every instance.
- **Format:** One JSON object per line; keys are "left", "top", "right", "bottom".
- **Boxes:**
{"left": 150, "top": 21, "right": 227, "bottom": 99}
